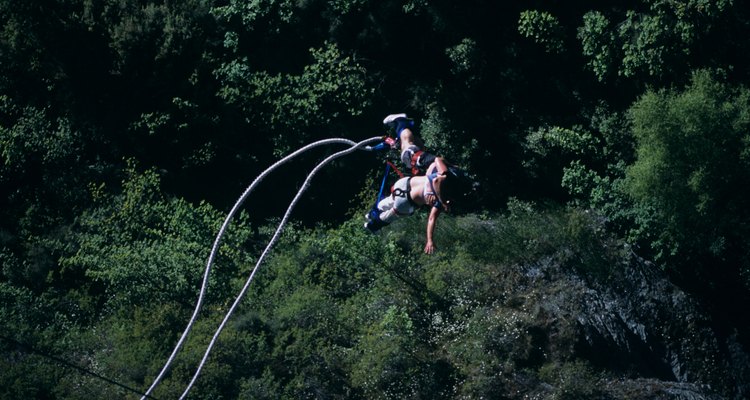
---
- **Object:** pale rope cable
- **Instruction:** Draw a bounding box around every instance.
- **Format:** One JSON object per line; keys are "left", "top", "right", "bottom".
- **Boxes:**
{"left": 141, "top": 136, "right": 381, "bottom": 400}
{"left": 178, "top": 136, "right": 380, "bottom": 399}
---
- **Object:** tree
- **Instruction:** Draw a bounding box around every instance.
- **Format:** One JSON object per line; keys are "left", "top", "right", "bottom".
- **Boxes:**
{"left": 578, "top": 0, "right": 735, "bottom": 84}
{"left": 60, "top": 161, "right": 255, "bottom": 312}
{"left": 215, "top": 41, "right": 373, "bottom": 155}
{"left": 625, "top": 70, "right": 750, "bottom": 279}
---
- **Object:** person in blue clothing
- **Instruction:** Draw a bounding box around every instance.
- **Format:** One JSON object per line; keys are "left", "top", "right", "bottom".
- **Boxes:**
{"left": 365, "top": 155, "right": 457, "bottom": 254}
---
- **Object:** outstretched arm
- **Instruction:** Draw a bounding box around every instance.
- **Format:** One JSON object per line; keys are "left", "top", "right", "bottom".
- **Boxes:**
{"left": 424, "top": 206, "right": 442, "bottom": 254}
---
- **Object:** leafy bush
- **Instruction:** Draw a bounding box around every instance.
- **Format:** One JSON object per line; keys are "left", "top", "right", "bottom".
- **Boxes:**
{"left": 578, "top": 0, "right": 733, "bottom": 82}
{"left": 519, "top": 10, "right": 565, "bottom": 54}
{"left": 538, "top": 361, "right": 603, "bottom": 400}
{"left": 625, "top": 70, "right": 750, "bottom": 268}
{"left": 60, "top": 162, "right": 255, "bottom": 312}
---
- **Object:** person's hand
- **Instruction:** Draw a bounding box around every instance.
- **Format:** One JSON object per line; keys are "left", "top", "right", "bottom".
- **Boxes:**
{"left": 424, "top": 240, "right": 436, "bottom": 254}
{"left": 425, "top": 193, "right": 437, "bottom": 206}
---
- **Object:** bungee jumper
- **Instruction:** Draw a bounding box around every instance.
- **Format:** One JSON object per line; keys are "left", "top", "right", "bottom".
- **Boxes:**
{"left": 365, "top": 113, "right": 464, "bottom": 254}
{"left": 365, "top": 156, "right": 459, "bottom": 254}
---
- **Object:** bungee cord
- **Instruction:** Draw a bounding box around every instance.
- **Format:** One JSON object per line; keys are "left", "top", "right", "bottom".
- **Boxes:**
{"left": 141, "top": 136, "right": 382, "bottom": 400}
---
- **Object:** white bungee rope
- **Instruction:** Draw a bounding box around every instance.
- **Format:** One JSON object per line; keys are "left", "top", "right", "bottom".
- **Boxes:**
{"left": 141, "top": 136, "right": 382, "bottom": 399}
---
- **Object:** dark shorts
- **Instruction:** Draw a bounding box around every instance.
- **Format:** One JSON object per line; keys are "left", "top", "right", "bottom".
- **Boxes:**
{"left": 401, "top": 145, "right": 436, "bottom": 174}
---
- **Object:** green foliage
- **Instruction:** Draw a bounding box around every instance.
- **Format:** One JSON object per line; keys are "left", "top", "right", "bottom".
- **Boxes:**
{"left": 561, "top": 159, "right": 633, "bottom": 229}
{"left": 238, "top": 207, "right": 618, "bottom": 398}
{"left": 0, "top": 99, "right": 85, "bottom": 223}
{"left": 525, "top": 125, "right": 599, "bottom": 159}
{"left": 3, "top": 0, "right": 750, "bottom": 398}
{"left": 0, "top": 1, "right": 63, "bottom": 97}
{"left": 216, "top": 41, "right": 372, "bottom": 154}
{"left": 0, "top": 101, "right": 78, "bottom": 174}
{"left": 419, "top": 102, "right": 479, "bottom": 169}
{"left": 377, "top": 206, "right": 614, "bottom": 397}
{"left": 0, "top": 196, "right": 725, "bottom": 399}
{"left": 0, "top": 282, "right": 68, "bottom": 342}
{"left": 222, "top": 221, "right": 387, "bottom": 398}
{"left": 445, "top": 38, "right": 485, "bottom": 87}
{"left": 328, "top": 0, "right": 368, "bottom": 15}
{"left": 619, "top": 10, "right": 681, "bottom": 78}
{"left": 0, "top": 348, "right": 61, "bottom": 400}
{"left": 538, "top": 361, "right": 603, "bottom": 400}
{"left": 95, "top": 0, "right": 215, "bottom": 71}
{"left": 350, "top": 305, "right": 423, "bottom": 399}
{"left": 523, "top": 100, "right": 640, "bottom": 236}
{"left": 0, "top": 98, "right": 97, "bottom": 295}
{"left": 0, "top": 281, "right": 76, "bottom": 399}
{"left": 212, "top": 0, "right": 296, "bottom": 31}
{"left": 402, "top": 0, "right": 428, "bottom": 15}
{"left": 60, "top": 162, "right": 254, "bottom": 311}
{"left": 578, "top": 11, "right": 616, "bottom": 81}
{"left": 526, "top": 69, "right": 750, "bottom": 298}
{"left": 522, "top": 104, "right": 637, "bottom": 210}
{"left": 577, "top": 0, "right": 734, "bottom": 82}
{"left": 518, "top": 10, "right": 565, "bottom": 54}
{"left": 625, "top": 70, "right": 750, "bottom": 264}
{"left": 535, "top": 69, "right": 750, "bottom": 295}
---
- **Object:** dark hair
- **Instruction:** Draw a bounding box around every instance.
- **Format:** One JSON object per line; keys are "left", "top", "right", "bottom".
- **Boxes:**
{"left": 439, "top": 167, "right": 475, "bottom": 204}
{"left": 440, "top": 172, "right": 461, "bottom": 201}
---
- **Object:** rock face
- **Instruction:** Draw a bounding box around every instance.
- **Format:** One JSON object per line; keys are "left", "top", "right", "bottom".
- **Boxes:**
{"left": 515, "top": 250, "right": 749, "bottom": 399}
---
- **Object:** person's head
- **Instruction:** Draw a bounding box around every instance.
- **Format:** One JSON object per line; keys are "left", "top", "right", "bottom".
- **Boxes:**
{"left": 435, "top": 168, "right": 475, "bottom": 213}
{"left": 435, "top": 173, "right": 458, "bottom": 213}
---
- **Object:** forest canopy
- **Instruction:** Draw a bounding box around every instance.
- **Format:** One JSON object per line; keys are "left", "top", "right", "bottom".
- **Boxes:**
{"left": 2, "top": 0, "right": 750, "bottom": 398}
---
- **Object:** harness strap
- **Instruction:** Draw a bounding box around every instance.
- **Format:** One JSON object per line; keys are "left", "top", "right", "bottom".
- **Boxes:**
{"left": 373, "top": 162, "right": 391, "bottom": 209}
{"left": 391, "top": 177, "right": 417, "bottom": 210}
{"left": 426, "top": 173, "right": 443, "bottom": 209}
{"left": 386, "top": 160, "right": 405, "bottom": 179}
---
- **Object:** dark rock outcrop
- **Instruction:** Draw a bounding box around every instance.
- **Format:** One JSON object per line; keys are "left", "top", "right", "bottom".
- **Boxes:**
{"left": 513, "top": 249, "right": 748, "bottom": 399}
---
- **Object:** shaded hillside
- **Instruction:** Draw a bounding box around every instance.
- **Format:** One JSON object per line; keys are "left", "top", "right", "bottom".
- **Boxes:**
{"left": 226, "top": 206, "right": 748, "bottom": 399}
{"left": 3, "top": 169, "right": 745, "bottom": 398}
